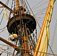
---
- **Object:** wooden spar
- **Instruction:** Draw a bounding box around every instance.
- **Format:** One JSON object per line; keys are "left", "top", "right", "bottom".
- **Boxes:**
{"left": 0, "top": 1, "right": 14, "bottom": 14}
{"left": 33, "top": 0, "right": 55, "bottom": 56}
{"left": 15, "top": 0, "right": 25, "bottom": 14}
{"left": 16, "top": 0, "right": 19, "bottom": 10}
{"left": 0, "top": 37, "right": 19, "bottom": 51}
{"left": 3, "top": 7, "right": 9, "bottom": 21}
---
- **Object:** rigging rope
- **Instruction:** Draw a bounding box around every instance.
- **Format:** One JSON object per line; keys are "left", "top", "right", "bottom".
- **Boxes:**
{"left": 0, "top": 0, "right": 9, "bottom": 14}
{"left": 34, "top": 50, "right": 57, "bottom": 56}
{"left": 9, "top": 0, "right": 14, "bottom": 18}
{"left": 0, "top": 43, "right": 56, "bottom": 56}
{"left": 0, "top": 9, "right": 3, "bottom": 15}
{"left": 34, "top": 9, "right": 47, "bottom": 16}
{"left": 36, "top": 17, "right": 44, "bottom": 18}
{"left": 0, "top": 0, "right": 9, "bottom": 25}
{"left": 26, "top": 0, "right": 34, "bottom": 15}
{"left": 32, "top": 0, "right": 44, "bottom": 9}
{"left": 27, "top": 29, "right": 36, "bottom": 50}
{"left": 0, "top": 0, "right": 55, "bottom": 56}
{"left": 36, "top": 19, "right": 43, "bottom": 24}
{"left": 0, "top": 13, "right": 4, "bottom": 25}
{"left": 32, "top": 0, "right": 49, "bottom": 10}
{"left": 13, "top": 40, "right": 17, "bottom": 56}
{"left": 0, "top": 47, "right": 11, "bottom": 53}
{"left": 26, "top": 0, "right": 41, "bottom": 30}
{"left": 35, "top": 12, "right": 45, "bottom": 16}
{"left": 0, "top": 28, "right": 6, "bottom": 33}
{"left": 0, "top": 49, "right": 16, "bottom": 56}
{"left": 51, "top": 21, "right": 57, "bottom": 47}
{"left": 23, "top": 0, "right": 30, "bottom": 14}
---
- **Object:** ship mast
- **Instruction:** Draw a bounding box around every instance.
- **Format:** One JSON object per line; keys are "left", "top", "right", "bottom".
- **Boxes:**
{"left": 15, "top": 0, "right": 30, "bottom": 56}
{"left": 16, "top": 0, "right": 19, "bottom": 10}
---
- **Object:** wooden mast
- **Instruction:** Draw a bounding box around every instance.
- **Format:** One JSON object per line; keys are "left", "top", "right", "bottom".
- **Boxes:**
{"left": 15, "top": 0, "right": 29, "bottom": 56}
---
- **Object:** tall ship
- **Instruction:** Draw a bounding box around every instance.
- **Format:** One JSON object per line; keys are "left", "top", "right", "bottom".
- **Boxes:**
{"left": 0, "top": 0, "right": 57, "bottom": 56}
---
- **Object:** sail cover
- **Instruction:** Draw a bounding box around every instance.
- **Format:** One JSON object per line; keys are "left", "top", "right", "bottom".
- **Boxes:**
{"left": 37, "top": 26, "right": 49, "bottom": 56}
{"left": 33, "top": 0, "right": 55, "bottom": 56}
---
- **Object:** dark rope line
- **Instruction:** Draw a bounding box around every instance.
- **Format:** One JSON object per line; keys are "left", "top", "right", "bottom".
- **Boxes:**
{"left": 9, "top": 0, "right": 13, "bottom": 18}
{"left": 23, "top": 0, "right": 31, "bottom": 14}
{"left": 35, "top": 12, "right": 45, "bottom": 16}
{"left": 0, "top": 0, "right": 9, "bottom": 25}
{"left": 0, "top": 9, "right": 3, "bottom": 15}
{"left": 32, "top": 0, "right": 48, "bottom": 10}
{"left": 0, "top": 13, "right": 4, "bottom": 25}
{"left": 48, "top": 44, "right": 55, "bottom": 56}
{"left": 0, "top": 27, "right": 6, "bottom": 33}
{"left": 26, "top": 0, "right": 34, "bottom": 15}
{"left": 34, "top": 9, "right": 47, "bottom": 16}
{"left": 0, "top": 25, "right": 7, "bottom": 30}
{"left": 32, "top": 0, "right": 44, "bottom": 9}
{"left": 26, "top": 0, "right": 41, "bottom": 30}
{"left": 36, "top": 21, "right": 41, "bottom": 29}
{"left": 33, "top": 7, "right": 47, "bottom": 12}
{"left": 8, "top": 0, "right": 18, "bottom": 34}
{"left": 13, "top": 0, "right": 19, "bottom": 33}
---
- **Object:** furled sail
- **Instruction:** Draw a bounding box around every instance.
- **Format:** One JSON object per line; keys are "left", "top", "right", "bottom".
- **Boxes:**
{"left": 33, "top": 0, "right": 55, "bottom": 56}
